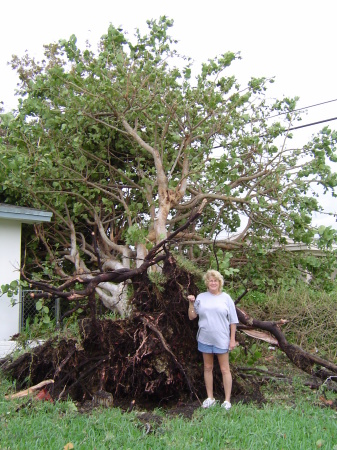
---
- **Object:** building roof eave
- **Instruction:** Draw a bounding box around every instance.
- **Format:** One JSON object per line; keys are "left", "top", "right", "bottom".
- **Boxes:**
{"left": 0, "top": 204, "right": 53, "bottom": 224}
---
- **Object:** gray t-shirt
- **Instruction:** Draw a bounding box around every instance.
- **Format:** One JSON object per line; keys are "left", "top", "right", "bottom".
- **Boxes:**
{"left": 194, "top": 291, "right": 239, "bottom": 349}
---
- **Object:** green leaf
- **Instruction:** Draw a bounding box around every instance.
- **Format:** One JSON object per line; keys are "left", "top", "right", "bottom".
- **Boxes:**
{"left": 36, "top": 300, "right": 43, "bottom": 311}
{"left": 10, "top": 280, "right": 19, "bottom": 289}
{"left": 1, "top": 285, "right": 9, "bottom": 294}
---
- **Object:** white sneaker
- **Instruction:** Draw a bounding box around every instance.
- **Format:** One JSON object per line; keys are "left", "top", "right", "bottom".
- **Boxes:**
{"left": 221, "top": 401, "right": 231, "bottom": 410}
{"left": 202, "top": 398, "right": 216, "bottom": 408}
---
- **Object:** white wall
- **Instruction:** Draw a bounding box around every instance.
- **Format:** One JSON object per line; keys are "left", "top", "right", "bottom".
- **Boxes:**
{"left": 0, "top": 219, "right": 21, "bottom": 340}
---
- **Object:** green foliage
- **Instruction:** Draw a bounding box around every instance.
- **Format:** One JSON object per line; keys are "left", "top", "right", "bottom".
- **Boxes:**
{"left": 0, "top": 16, "right": 336, "bottom": 306}
{"left": 230, "top": 342, "right": 263, "bottom": 366}
{"left": 58, "top": 316, "right": 82, "bottom": 343}
{"left": 299, "top": 251, "right": 337, "bottom": 292}
{"left": 0, "top": 279, "right": 29, "bottom": 304}
{"left": 147, "top": 271, "right": 167, "bottom": 293}
{"left": 173, "top": 254, "right": 204, "bottom": 278}
{"left": 241, "top": 290, "right": 268, "bottom": 306}
{"left": 1, "top": 280, "right": 57, "bottom": 342}
{"left": 102, "top": 310, "right": 120, "bottom": 321}
{"left": 226, "top": 242, "right": 337, "bottom": 293}
{"left": 173, "top": 254, "right": 205, "bottom": 293}
{"left": 125, "top": 224, "right": 148, "bottom": 246}
{"left": 0, "top": 280, "right": 21, "bottom": 299}
{"left": 317, "top": 225, "right": 337, "bottom": 248}
{"left": 35, "top": 299, "right": 52, "bottom": 325}
{"left": 210, "top": 250, "right": 239, "bottom": 277}
{"left": 12, "top": 317, "right": 57, "bottom": 350}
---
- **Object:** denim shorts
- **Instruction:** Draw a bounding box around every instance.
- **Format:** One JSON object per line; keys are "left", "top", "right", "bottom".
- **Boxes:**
{"left": 198, "top": 341, "right": 228, "bottom": 354}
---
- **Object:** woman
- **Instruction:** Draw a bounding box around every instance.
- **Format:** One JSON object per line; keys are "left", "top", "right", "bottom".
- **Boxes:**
{"left": 188, "top": 269, "right": 238, "bottom": 409}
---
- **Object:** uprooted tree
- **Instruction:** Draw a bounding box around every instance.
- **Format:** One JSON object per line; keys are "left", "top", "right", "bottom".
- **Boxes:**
{"left": 2, "top": 214, "right": 337, "bottom": 406}
{"left": 1, "top": 17, "right": 337, "bottom": 404}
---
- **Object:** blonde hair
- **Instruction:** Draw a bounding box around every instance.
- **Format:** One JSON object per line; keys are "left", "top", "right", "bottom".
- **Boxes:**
{"left": 203, "top": 269, "right": 224, "bottom": 292}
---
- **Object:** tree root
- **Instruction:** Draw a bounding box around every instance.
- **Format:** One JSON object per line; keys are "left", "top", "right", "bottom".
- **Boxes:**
{"left": 140, "top": 315, "right": 201, "bottom": 405}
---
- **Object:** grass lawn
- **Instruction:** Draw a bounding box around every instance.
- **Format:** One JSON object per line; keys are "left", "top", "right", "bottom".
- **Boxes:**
{"left": 1, "top": 372, "right": 337, "bottom": 450}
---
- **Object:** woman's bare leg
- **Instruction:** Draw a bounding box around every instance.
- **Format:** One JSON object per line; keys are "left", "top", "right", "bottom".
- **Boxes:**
{"left": 202, "top": 352, "right": 214, "bottom": 398}
{"left": 217, "top": 352, "right": 232, "bottom": 402}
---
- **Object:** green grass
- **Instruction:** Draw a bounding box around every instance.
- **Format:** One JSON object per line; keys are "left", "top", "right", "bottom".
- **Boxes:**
{"left": 1, "top": 374, "right": 337, "bottom": 450}
{"left": 192, "top": 402, "right": 337, "bottom": 450}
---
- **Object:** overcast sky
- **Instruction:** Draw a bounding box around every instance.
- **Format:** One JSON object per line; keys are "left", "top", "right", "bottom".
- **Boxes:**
{"left": 1, "top": 0, "right": 337, "bottom": 228}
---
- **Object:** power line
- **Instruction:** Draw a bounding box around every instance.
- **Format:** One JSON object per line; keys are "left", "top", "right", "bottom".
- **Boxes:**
{"left": 268, "top": 98, "right": 337, "bottom": 120}
{"left": 211, "top": 98, "right": 337, "bottom": 149}
{"left": 211, "top": 115, "right": 337, "bottom": 150}
{"left": 287, "top": 117, "right": 337, "bottom": 131}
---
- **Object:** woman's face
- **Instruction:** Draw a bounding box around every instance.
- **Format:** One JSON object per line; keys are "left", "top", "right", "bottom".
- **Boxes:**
{"left": 207, "top": 277, "right": 221, "bottom": 294}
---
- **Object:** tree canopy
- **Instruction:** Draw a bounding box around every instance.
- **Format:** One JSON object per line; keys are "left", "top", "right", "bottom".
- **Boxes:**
{"left": 1, "top": 17, "right": 337, "bottom": 313}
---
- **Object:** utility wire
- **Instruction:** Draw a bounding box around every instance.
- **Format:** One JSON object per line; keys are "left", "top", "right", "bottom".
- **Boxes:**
{"left": 211, "top": 115, "right": 337, "bottom": 150}
{"left": 211, "top": 99, "right": 337, "bottom": 149}
{"left": 268, "top": 98, "right": 337, "bottom": 120}
{"left": 287, "top": 117, "right": 337, "bottom": 131}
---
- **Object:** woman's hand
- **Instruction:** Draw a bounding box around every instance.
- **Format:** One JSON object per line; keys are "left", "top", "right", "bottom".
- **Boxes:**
{"left": 229, "top": 324, "right": 238, "bottom": 351}
{"left": 187, "top": 295, "right": 197, "bottom": 320}
{"left": 229, "top": 341, "right": 238, "bottom": 351}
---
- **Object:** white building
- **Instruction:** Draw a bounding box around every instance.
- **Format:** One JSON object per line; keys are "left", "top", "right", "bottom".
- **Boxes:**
{"left": 0, "top": 204, "right": 52, "bottom": 342}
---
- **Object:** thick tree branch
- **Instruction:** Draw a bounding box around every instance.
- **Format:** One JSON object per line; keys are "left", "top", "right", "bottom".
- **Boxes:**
{"left": 21, "top": 200, "right": 208, "bottom": 303}
{"left": 236, "top": 307, "right": 337, "bottom": 378}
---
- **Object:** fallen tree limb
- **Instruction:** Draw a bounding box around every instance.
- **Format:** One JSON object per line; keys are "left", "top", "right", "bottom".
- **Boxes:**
{"left": 239, "top": 329, "right": 279, "bottom": 345}
{"left": 5, "top": 379, "right": 54, "bottom": 399}
{"left": 236, "top": 307, "right": 337, "bottom": 379}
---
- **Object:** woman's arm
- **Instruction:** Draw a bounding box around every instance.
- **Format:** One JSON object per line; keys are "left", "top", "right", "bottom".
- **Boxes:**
{"left": 229, "top": 323, "right": 237, "bottom": 350}
{"left": 187, "top": 295, "right": 198, "bottom": 320}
